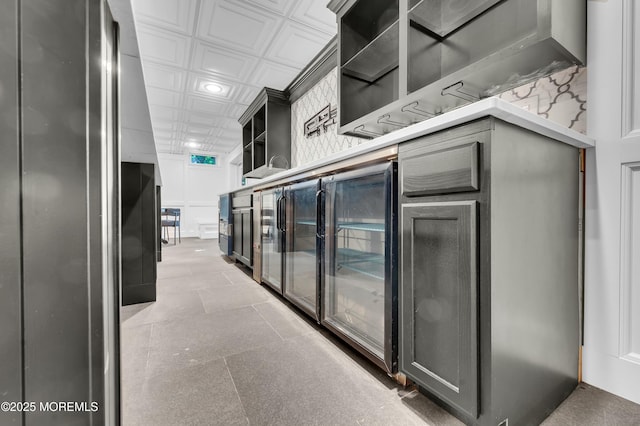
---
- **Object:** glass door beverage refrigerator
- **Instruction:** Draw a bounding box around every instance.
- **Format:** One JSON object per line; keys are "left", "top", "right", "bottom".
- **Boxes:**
{"left": 321, "top": 162, "right": 398, "bottom": 373}
{"left": 261, "top": 187, "right": 284, "bottom": 294}
{"left": 284, "top": 179, "right": 322, "bottom": 321}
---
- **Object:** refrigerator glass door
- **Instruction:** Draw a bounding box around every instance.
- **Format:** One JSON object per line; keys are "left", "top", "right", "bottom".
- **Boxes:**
{"left": 323, "top": 165, "right": 390, "bottom": 360}
{"left": 285, "top": 180, "right": 320, "bottom": 319}
{"left": 261, "top": 188, "right": 283, "bottom": 292}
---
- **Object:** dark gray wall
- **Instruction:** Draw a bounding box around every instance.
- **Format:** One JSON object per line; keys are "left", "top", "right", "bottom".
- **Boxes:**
{"left": 0, "top": 0, "right": 117, "bottom": 424}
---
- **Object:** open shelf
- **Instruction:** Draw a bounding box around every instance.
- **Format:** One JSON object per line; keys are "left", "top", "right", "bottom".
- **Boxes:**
{"left": 242, "top": 144, "right": 252, "bottom": 175}
{"left": 242, "top": 122, "right": 252, "bottom": 148}
{"left": 341, "top": 0, "right": 399, "bottom": 65}
{"left": 407, "top": 0, "right": 539, "bottom": 93}
{"left": 253, "top": 105, "right": 266, "bottom": 137}
{"left": 253, "top": 141, "right": 265, "bottom": 169}
{"left": 342, "top": 20, "right": 399, "bottom": 83}
{"left": 239, "top": 88, "right": 291, "bottom": 179}
{"left": 254, "top": 130, "right": 266, "bottom": 143}
{"left": 408, "top": 0, "right": 503, "bottom": 39}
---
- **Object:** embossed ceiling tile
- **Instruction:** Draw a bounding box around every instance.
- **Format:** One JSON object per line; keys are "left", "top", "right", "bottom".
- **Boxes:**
{"left": 228, "top": 103, "right": 250, "bottom": 120}
{"left": 290, "top": 0, "right": 337, "bottom": 35}
{"left": 218, "top": 117, "right": 241, "bottom": 129}
{"left": 186, "top": 114, "right": 226, "bottom": 129}
{"left": 236, "top": 85, "right": 262, "bottom": 105}
{"left": 197, "top": 0, "right": 282, "bottom": 55}
{"left": 146, "top": 86, "right": 183, "bottom": 108}
{"left": 140, "top": 62, "right": 186, "bottom": 92}
{"left": 265, "top": 21, "right": 331, "bottom": 68}
{"left": 132, "top": 0, "right": 197, "bottom": 35}
{"left": 149, "top": 105, "right": 181, "bottom": 122}
{"left": 187, "top": 73, "right": 237, "bottom": 100}
{"left": 136, "top": 23, "right": 191, "bottom": 67}
{"left": 187, "top": 95, "right": 229, "bottom": 115}
{"left": 216, "top": 136, "right": 241, "bottom": 146}
{"left": 250, "top": 60, "right": 300, "bottom": 90}
{"left": 181, "top": 124, "right": 213, "bottom": 135}
{"left": 183, "top": 133, "right": 209, "bottom": 142}
{"left": 242, "top": 0, "right": 296, "bottom": 16}
{"left": 191, "top": 41, "right": 258, "bottom": 81}
{"left": 219, "top": 128, "right": 241, "bottom": 139}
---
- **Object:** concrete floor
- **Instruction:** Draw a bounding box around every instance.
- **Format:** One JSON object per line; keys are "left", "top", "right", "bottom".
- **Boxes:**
{"left": 121, "top": 238, "right": 640, "bottom": 426}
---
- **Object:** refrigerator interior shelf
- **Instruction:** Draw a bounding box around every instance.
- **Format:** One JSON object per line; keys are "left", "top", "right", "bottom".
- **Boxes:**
{"left": 336, "top": 248, "right": 385, "bottom": 280}
{"left": 337, "top": 222, "right": 385, "bottom": 232}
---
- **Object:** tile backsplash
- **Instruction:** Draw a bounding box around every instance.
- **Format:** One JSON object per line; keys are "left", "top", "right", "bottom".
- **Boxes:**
{"left": 291, "top": 65, "right": 587, "bottom": 168}
{"left": 290, "top": 68, "right": 365, "bottom": 168}
{"left": 497, "top": 65, "right": 586, "bottom": 135}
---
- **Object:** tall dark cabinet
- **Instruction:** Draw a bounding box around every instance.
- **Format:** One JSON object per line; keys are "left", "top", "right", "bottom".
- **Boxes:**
{"left": 121, "top": 162, "right": 157, "bottom": 305}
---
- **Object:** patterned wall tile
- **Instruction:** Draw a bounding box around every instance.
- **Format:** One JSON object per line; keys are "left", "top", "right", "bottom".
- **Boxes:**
{"left": 291, "top": 68, "right": 365, "bottom": 167}
{"left": 498, "top": 65, "right": 587, "bottom": 134}
{"left": 291, "top": 65, "right": 587, "bottom": 168}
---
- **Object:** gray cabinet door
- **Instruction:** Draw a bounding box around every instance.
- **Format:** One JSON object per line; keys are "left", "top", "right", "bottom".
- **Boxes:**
{"left": 401, "top": 201, "right": 478, "bottom": 418}
{"left": 242, "top": 210, "right": 253, "bottom": 265}
{"left": 233, "top": 212, "right": 242, "bottom": 258}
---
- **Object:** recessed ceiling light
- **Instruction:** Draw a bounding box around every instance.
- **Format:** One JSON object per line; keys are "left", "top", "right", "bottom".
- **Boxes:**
{"left": 204, "top": 83, "right": 223, "bottom": 94}
{"left": 186, "top": 141, "right": 200, "bottom": 148}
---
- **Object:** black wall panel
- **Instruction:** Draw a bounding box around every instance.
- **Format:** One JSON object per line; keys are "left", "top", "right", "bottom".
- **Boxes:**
{"left": 0, "top": 1, "right": 23, "bottom": 425}
{"left": 21, "top": 1, "right": 91, "bottom": 424}
{"left": 0, "top": 1, "right": 119, "bottom": 424}
{"left": 122, "top": 162, "right": 157, "bottom": 305}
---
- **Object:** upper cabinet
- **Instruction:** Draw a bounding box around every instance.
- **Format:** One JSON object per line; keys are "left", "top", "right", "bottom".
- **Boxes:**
{"left": 328, "top": 0, "right": 586, "bottom": 138}
{"left": 239, "top": 88, "right": 291, "bottom": 178}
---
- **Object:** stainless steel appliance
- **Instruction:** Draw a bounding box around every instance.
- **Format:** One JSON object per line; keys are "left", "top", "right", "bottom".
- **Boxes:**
{"left": 284, "top": 179, "right": 322, "bottom": 320}
{"left": 218, "top": 193, "right": 232, "bottom": 256}
{"left": 321, "top": 162, "right": 398, "bottom": 373}
{"left": 261, "top": 187, "right": 284, "bottom": 293}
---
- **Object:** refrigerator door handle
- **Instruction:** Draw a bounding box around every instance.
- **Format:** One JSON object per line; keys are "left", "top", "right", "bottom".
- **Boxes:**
{"left": 316, "top": 189, "right": 324, "bottom": 239}
{"left": 277, "top": 194, "right": 285, "bottom": 232}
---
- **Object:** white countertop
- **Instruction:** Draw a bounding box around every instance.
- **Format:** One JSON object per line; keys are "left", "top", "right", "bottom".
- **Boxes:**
{"left": 231, "top": 97, "right": 594, "bottom": 193}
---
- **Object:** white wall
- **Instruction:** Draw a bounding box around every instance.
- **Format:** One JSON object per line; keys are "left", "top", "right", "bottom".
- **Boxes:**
{"left": 109, "top": 0, "right": 161, "bottom": 183}
{"left": 158, "top": 152, "right": 231, "bottom": 238}
{"left": 583, "top": 0, "right": 640, "bottom": 404}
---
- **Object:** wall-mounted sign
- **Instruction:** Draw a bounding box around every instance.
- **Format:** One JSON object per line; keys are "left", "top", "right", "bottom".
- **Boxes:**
{"left": 304, "top": 104, "right": 337, "bottom": 138}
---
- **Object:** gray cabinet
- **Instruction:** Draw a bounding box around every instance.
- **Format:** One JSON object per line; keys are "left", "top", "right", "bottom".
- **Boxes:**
{"left": 232, "top": 191, "right": 253, "bottom": 267}
{"left": 328, "top": 0, "right": 586, "bottom": 138}
{"left": 239, "top": 88, "right": 291, "bottom": 178}
{"left": 399, "top": 118, "right": 580, "bottom": 426}
{"left": 402, "top": 201, "right": 478, "bottom": 418}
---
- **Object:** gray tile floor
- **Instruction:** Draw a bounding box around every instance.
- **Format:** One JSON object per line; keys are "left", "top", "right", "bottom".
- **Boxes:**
{"left": 121, "top": 238, "right": 640, "bottom": 426}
